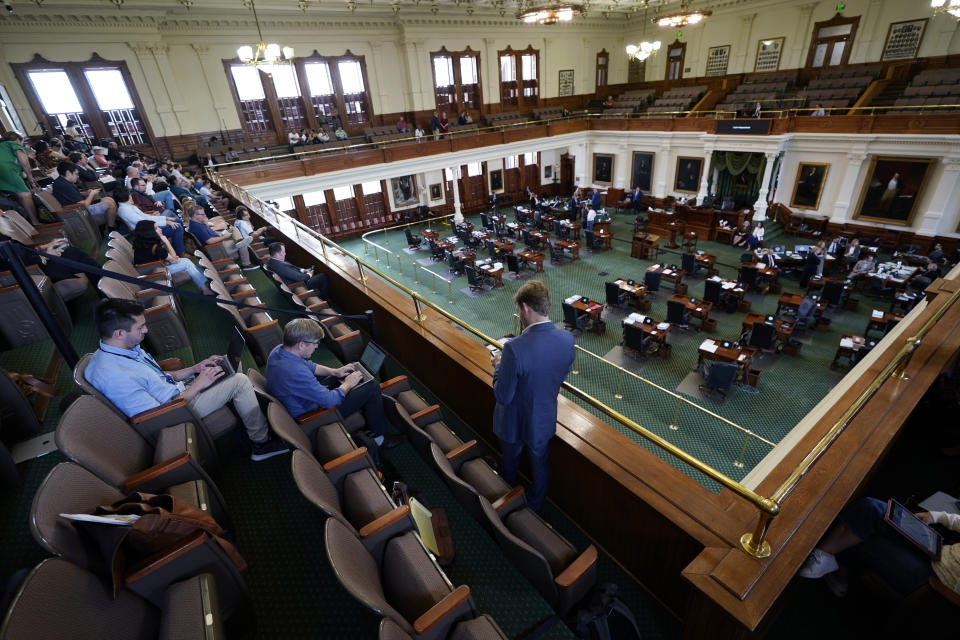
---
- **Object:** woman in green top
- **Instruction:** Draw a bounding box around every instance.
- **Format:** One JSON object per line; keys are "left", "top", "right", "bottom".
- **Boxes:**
{"left": 0, "top": 131, "right": 39, "bottom": 224}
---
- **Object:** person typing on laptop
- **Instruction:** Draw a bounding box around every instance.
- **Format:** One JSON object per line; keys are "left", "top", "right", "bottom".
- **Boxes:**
{"left": 266, "top": 318, "right": 403, "bottom": 449}
{"left": 798, "top": 496, "right": 960, "bottom": 597}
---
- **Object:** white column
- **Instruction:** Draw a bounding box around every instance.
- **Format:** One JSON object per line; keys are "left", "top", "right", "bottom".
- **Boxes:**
{"left": 614, "top": 140, "right": 630, "bottom": 189}
{"left": 697, "top": 145, "right": 715, "bottom": 205}
{"left": 652, "top": 145, "right": 670, "bottom": 198}
{"left": 128, "top": 42, "right": 172, "bottom": 137}
{"left": 148, "top": 44, "right": 188, "bottom": 136}
{"left": 570, "top": 142, "right": 588, "bottom": 188}
{"left": 192, "top": 44, "right": 237, "bottom": 136}
{"left": 788, "top": 4, "right": 818, "bottom": 70}
{"left": 830, "top": 152, "right": 869, "bottom": 224}
{"left": 734, "top": 14, "right": 757, "bottom": 74}
{"left": 914, "top": 157, "right": 960, "bottom": 237}
{"left": 450, "top": 167, "right": 463, "bottom": 223}
{"left": 752, "top": 151, "right": 778, "bottom": 221}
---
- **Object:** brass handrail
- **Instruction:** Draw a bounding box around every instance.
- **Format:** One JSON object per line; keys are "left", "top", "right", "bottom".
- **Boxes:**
{"left": 210, "top": 167, "right": 960, "bottom": 560}
{"left": 572, "top": 345, "right": 776, "bottom": 448}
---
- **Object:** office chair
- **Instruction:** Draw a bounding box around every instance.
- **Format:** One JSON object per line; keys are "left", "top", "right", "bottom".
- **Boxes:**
{"left": 644, "top": 270, "right": 661, "bottom": 294}
{"left": 562, "top": 303, "right": 588, "bottom": 333}
{"left": 548, "top": 241, "right": 567, "bottom": 265}
{"left": 681, "top": 252, "right": 698, "bottom": 277}
{"left": 739, "top": 265, "right": 760, "bottom": 292}
{"left": 699, "top": 362, "right": 738, "bottom": 400}
{"left": 553, "top": 219, "right": 563, "bottom": 237}
{"left": 666, "top": 299, "right": 690, "bottom": 329}
{"left": 404, "top": 226, "right": 421, "bottom": 248}
{"left": 445, "top": 250, "right": 463, "bottom": 276}
{"left": 479, "top": 212, "right": 490, "bottom": 229}
{"left": 748, "top": 321, "right": 778, "bottom": 357}
{"left": 605, "top": 281, "right": 627, "bottom": 308}
{"left": 793, "top": 297, "right": 818, "bottom": 333}
{"left": 506, "top": 253, "right": 523, "bottom": 279}
{"left": 622, "top": 322, "right": 649, "bottom": 357}
{"left": 821, "top": 280, "right": 845, "bottom": 307}
{"left": 465, "top": 265, "right": 486, "bottom": 292}
{"left": 703, "top": 278, "right": 722, "bottom": 306}
{"left": 428, "top": 240, "right": 444, "bottom": 262}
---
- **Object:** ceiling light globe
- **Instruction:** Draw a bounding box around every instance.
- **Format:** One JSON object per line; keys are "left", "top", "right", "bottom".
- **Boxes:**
{"left": 237, "top": 45, "right": 254, "bottom": 61}
{"left": 625, "top": 43, "right": 638, "bottom": 55}
{"left": 265, "top": 43, "right": 281, "bottom": 61}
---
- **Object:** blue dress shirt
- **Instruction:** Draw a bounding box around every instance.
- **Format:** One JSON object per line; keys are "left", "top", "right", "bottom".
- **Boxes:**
{"left": 265, "top": 345, "right": 344, "bottom": 417}
{"left": 190, "top": 221, "right": 218, "bottom": 245}
{"left": 85, "top": 341, "right": 184, "bottom": 417}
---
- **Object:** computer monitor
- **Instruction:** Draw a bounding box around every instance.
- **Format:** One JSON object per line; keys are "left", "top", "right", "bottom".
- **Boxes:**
{"left": 794, "top": 245, "right": 810, "bottom": 254}
{"left": 773, "top": 245, "right": 785, "bottom": 253}
{"left": 360, "top": 340, "right": 387, "bottom": 378}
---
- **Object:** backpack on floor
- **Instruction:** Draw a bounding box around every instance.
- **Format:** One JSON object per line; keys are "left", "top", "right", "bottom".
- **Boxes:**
{"left": 571, "top": 583, "right": 642, "bottom": 640}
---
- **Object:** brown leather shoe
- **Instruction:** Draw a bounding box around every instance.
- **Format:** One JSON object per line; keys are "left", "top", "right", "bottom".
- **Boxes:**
{"left": 380, "top": 434, "right": 405, "bottom": 450}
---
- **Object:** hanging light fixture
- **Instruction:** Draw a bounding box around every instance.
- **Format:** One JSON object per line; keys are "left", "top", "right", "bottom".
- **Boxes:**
{"left": 625, "top": 40, "right": 661, "bottom": 61}
{"left": 653, "top": 1, "right": 711, "bottom": 28}
{"left": 517, "top": 0, "right": 585, "bottom": 25}
{"left": 931, "top": 0, "right": 960, "bottom": 19}
{"left": 236, "top": 0, "right": 295, "bottom": 67}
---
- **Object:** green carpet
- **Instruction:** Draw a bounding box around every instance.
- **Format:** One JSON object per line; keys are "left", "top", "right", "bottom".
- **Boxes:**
{"left": 338, "top": 210, "right": 892, "bottom": 487}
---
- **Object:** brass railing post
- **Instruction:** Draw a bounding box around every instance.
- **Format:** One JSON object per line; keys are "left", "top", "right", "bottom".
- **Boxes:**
{"left": 396, "top": 253, "right": 403, "bottom": 275}
{"left": 413, "top": 295, "right": 425, "bottom": 322}
{"left": 513, "top": 313, "right": 519, "bottom": 336}
{"left": 892, "top": 336, "right": 920, "bottom": 381}
{"left": 571, "top": 349, "right": 579, "bottom": 375}
{"left": 413, "top": 265, "right": 420, "bottom": 285}
{"left": 669, "top": 397, "right": 682, "bottom": 431}
{"left": 320, "top": 237, "right": 328, "bottom": 261}
{"left": 741, "top": 511, "right": 773, "bottom": 559}
{"left": 733, "top": 432, "right": 751, "bottom": 468}
{"left": 448, "top": 280, "right": 453, "bottom": 304}
{"left": 432, "top": 272, "right": 437, "bottom": 294}
{"left": 614, "top": 369, "right": 624, "bottom": 400}
{"left": 355, "top": 256, "right": 366, "bottom": 283}
{"left": 384, "top": 228, "right": 389, "bottom": 246}
{"left": 374, "top": 245, "right": 380, "bottom": 262}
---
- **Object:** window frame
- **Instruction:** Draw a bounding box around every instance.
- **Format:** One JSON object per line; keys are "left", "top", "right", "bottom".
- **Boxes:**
{"left": 596, "top": 49, "right": 609, "bottom": 90}
{"left": 11, "top": 53, "right": 156, "bottom": 151}
{"left": 429, "top": 46, "right": 483, "bottom": 119}
{"left": 498, "top": 46, "right": 539, "bottom": 110}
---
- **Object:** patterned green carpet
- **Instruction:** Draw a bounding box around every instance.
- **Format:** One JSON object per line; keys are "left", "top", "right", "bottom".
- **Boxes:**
{"left": 339, "top": 211, "right": 890, "bottom": 487}
{"left": 0, "top": 251, "right": 678, "bottom": 638}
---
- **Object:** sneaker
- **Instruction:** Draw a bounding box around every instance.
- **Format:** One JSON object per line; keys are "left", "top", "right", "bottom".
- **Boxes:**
{"left": 798, "top": 549, "right": 839, "bottom": 579}
{"left": 250, "top": 438, "right": 289, "bottom": 462}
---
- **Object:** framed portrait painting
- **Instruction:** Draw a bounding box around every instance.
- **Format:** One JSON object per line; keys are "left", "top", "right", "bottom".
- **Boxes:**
{"left": 592, "top": 153, "right": 613, "bottom": 186}
{"left": 392, "top": 175, "right": 418, "bottom": 207}
{"left": 674, "top": 156, "right": 703, "bottom": 193}
{"left": 429, "top": 183, "right": 443, "bottom": 201}
{"left": 490, "top": 169, "right": 503, "bottom": 192}
{"left": 790, "top": 162, "right": 830, "bottom": 210}
{"left": 631, "top": 152, "right": 654, "bottom": 192}
{"left": 853, "top": 156, "right": 937, "bottom": 226}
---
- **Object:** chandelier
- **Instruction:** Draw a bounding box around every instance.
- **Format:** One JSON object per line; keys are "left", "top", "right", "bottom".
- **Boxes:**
{"left": 931, "top": 0, "right": 960, "bottom": 19}
{"left": 517, "top": 1, "right": 584, "bottom": 25}
{"left": 625, "top": 40, "right": 661, "bottom": 61}
{"left": 236, "top": 0, "right": 295, "bottom": 67}
{"left": 653, "top": 1, "right": 711, "bottom": 28}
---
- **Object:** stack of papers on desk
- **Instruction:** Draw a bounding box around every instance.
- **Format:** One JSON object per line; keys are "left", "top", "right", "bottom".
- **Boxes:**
{"left": 657, "top": 322, "right": 670, "bottom": 331}
{"left": 493, "top": 262, "right": 502, "bottom": 270}
{"left": 708, "top": 276, "right": 722, "bottom": 282}
{"left": 722, "top": 282, "right": 736, "bottom": 290}
{"left": 565, "top": 295, "right": 580, "bottom": 304}
{"left": 871, "top": 309, "right": 884, "bottom": 319}
{"left": 700, "top": 340, "right": 718, "bottom": 353}
{"left": 840, "top": 338, "right": 854, "bottom": 349}
{"left": 651, "top": 264, "right": 661, "bottom": 270}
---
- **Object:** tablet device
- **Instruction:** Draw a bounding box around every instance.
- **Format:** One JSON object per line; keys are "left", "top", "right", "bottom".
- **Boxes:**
{"left": 884, "top": 499, "right": 942, "bottom": 560}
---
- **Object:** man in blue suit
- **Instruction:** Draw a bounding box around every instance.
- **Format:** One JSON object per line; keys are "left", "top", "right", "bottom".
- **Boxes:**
{"left": 491, "top": 281, "right": 575, "bottom": 511}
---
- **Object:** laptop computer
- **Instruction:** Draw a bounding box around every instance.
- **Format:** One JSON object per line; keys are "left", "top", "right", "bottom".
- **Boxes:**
{"left": 347, "top": 340, "right": 388, "bottom": 392}
{"left": 206, "top": 326, "right": 246, "bottom": 386}
{"left": 884, "top": 499, "right": 942, "bottom": 560}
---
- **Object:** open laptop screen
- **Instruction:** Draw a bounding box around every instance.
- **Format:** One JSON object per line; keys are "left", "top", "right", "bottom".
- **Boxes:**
{"left": 360, "top": 341, "right": 386, "bottom": 378}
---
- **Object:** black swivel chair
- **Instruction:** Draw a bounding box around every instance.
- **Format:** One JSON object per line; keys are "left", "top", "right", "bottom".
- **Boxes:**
{"left": 699, "top": 362, "right": 738, "bottom": 400}
{"left": 666, "top": 299, "right": 691, "bottom": 329}
{"left": 821, "top": 280, "right": 845, "bottom": 308}
{"left": 429, "top": 240, "right": 445, "bottom": 262}
{"left": 748, "top": 321, "right": 778, "bottom": 357}
{"left": 681, "top": 252, "right": 698, "bottom": 277}
{"left": 465, "top": 265, "right": 486, "bottom": 293}
{"left": 622, "top": 322, "right": 648, "bottom": 357}
{"left": 506, "top": 253, "right": 523, "bottom": 279}
{"left": 584, "top": 230, "right": 597, "bottom": 249}
{"left": 703, "top": 278, "right": 722, "bottom": 306}
{"left": 404, "top": 226, "right": 421, "bottom": 248}
{"left": 605, "top": 282, "right": 627, "bottom": 308}
{"left": 522, "top": 229, "right": 535, "bottom": 248}
{"left": 740, "top": 252, "right": 755, "bottom": 264}
{"left": 446, "top": 250, "right": 463, "bottom": 276}
{"left": 644, "top": 270, "right": 661, "bottom": 294}
{"left": 562, "top": 303, "right": 587, "bottom": 333}
{"left": 553, "top": 219, "right": 563, "bottom": 237}
{"left": 739, "top": 265, "right": 760, "bottom": 292}
{"left": 480, "top": 212, "right": 490, "bottom": 229}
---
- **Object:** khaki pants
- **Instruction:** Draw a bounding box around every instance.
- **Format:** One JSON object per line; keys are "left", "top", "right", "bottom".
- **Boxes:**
{"left": 189, "top": 373, "right": 269, "bottom": 443}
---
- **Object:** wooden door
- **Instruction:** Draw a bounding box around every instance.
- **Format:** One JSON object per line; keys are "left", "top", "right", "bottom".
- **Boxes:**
{"left": 665, "top": 40, "right": 686, "bottom": 81}
{"left": 806, "top": 13, "right": 859, "bottom": 69}
{"left": 560, "top": 153, "right": 574, "bottom": 196}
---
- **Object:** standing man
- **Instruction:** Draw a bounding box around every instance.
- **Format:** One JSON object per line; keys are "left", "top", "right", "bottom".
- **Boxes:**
{"left": 491, "top": 281, "right": 575, "bottom": 511}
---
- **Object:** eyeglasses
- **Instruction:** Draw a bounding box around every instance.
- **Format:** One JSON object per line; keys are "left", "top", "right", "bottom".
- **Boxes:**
{"left": 303, "top": 340, "right": 320, "bottom": 346}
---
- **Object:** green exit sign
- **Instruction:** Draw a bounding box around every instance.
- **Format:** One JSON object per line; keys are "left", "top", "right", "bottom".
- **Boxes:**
{"left": 836, "top": 3, "right": 845, "bottom": 10}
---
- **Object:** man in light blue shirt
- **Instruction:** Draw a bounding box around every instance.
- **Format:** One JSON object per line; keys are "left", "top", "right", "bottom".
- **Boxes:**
{"left": 265, "top": 318, "right": 402, "bottom": 448}
{"left": 114, "top": 186, "right": 186, "bottom": 256}
{"left": 85, "top": 298, "right": 287, "bottom": 461}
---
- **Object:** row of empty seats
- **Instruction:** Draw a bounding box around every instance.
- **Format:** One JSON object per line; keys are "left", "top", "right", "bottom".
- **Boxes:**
{"left": 890, "top": 66, "right": 960, "bottom": 114}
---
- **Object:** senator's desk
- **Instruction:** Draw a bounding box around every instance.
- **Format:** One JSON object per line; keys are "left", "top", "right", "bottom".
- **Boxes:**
{"left": 614, "top": 278, "right": 648, "bottom": 305}
{"left": 472, "top": 229, "right": 493, "bottom": 242}
{"left": 477, "top": 260, "right": 504, "bottom": 287}
{"left": 867, "top": 263, "right": 918, "bottom": 288}
{"left": 670, "top": 294, "right": 712, "bottom": 327}
{"left": 527, "top": 230, "right": 549, "bottom": 249}
{"left": 518, "top": 248, "right": 545, "bottom": 273}
{"left": 715, "top": 226, "right": 736, "bottom": 245}
{"left": 437, "top": 236, "right": 458, "bottom": 252}
{"left": 831, "top": 334, "right": 874, "bottom": 370}
{"left": 708, "top": 277, "right": 746, "bottom": 307}
{"left": 741, "top": 313, "right": 795, "bottom": 343}
{"left": 864, "top": 309, "right": 903, "bottom": 336}
{"left": 647, "top": 209, "right": 681, "bottom": 243}
{"left": 456, "top": 221, "right": 474, "bottom": 235}
{"left": 505, "top": 222, "right": 526, "bottom": 237}
{"left": 558, "top": 219, "right": 582, "bottom": 240}
{"left": 697, "top": 338, "right": 755, "bottom": 372}
{"left": 555, "top": 239, "right": 581, "bottom": 260}
{"left": 593, "top": 220, "right": 611, "bottom": 236}
{"left": 594, "top": 228, "right": 614, "bottom": 250}
{"left": 695, "top": 252, "right": 718, "bottom": 277}
{"left": 572, "top": 297, "right": 605, "bottom": 334}
{"left": 422, "top": 228, "right": 440, "bottom": 241}
{"left": 492, "top": 238, "right": 515, "bottom": 254}
{"left": 775, "top": 292, "right": 825, "bottom": 317}
{"left": 648, "top": 264, "right": 685, "bottom": 291}
{"left": 623, "top": 312, "right": 672, "bottom": 347}
{"left": 632, "top": 233, "right": 660, "bottom": 260}
{"left": 542, "top": 214, "right": 555, "bottom": 228}
{"left": 490, "top": 214, "right": 506, "bottom": 228}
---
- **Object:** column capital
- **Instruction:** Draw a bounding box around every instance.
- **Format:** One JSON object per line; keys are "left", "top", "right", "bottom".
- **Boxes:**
{"left": 128, "top": 42, "right": 154, "bottom": 56}
{"left": 741, "top": 12, "right": 757, "bottom": 24}
{"left": 846, "top": 152, "right": 867, "bottom": 162}
{"left": 798, "top": 2, "right": 817, "bottom": 15}
{"left": 148, "top": 43, "right": 170, "bottom": 57}
{"left": 191, "top": 43, "right": 210, "bottom": 55}
{"left": 941, "top": 157, "right": 960, "bottom": 169}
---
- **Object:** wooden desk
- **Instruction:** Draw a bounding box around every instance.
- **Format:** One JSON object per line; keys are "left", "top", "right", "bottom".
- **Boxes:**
{"left": 527, "top": 230, "right": 549, "bottom": 249}
{"left": 754, "top": 263, "right": 780, "bottom": 282}
{"left": 697, "top": 338, "right": 754, "bottom": 371}
{"left": 438, "top": 237, "right": 457, "bottom": 252}
{"left": 708, "top": 277, "right": 746, "bottom": 306}
{"left": 555, "top": 239, "right": 581, "bottom": 260}
{"left": 493, "top": 239, "right": 515, "bottom": 254}
{"left": 741, "top": 313, "right": 795, "bottom": 343}
{"left": 671, "top": 294, "right": 712, "bottom": 326}
{"left": 423, "top": 228, "right": 440, "bottom": 241}
{"left": 505, "top": 222, "right": 526, "bottom": 237}
{"left": 614, "top": 278, "right": 647, "bottom": 304}
{"left": 453, "top": 247, "right": 476, "bottom": 266}
{"left": 623, "top": 313, "right": 671, "bottom": 346}
{"left": 649, "top": 264, "right": 685, "bottom": 291}
{"left": 593, "top": 220, "right": 611, "bottom": 236}
{"left": 477, "top": 260, "right": 504, "bottom": 287}
{"left": 472, "top": 229, "right": 493, "bottom": 242}
{"left": 695, "top": 252, "right": 717, "bottom": 276}
{"left": 594, "top": 229, "right": 614, "bottom": 250}
{"left": 518, "top": 249, "right": 545, "bottom": 273}
{"left": 831, "top": 334, "right": 872, "bottom": 369}
{"left": 572, "top": 297, "right": 605, "bottom": 334}
{"left": 632, "top": 233, "right": 660, "bottom": 260}
{"left": 559, "top": 220, "right": 581, "bottom": 240}
{"left": 542, "top": 214, "right": 555, "bottom": 228}
{"left": 665, "top": 221, "right": 683, "bottom": 249}
{"left": 456, "top": 222, "right": 474, "bottom": 235}
{"left": 715, "top": 227, "right": 735, "bottom": 245}
{"left": 865, "top": 309, "right": 902, "bottom": 336}
{"left": 490, "top": 214, "right": 506, "bottom": 227}
{"left": 775, "top": 292, "right": 804, "bottom": 316}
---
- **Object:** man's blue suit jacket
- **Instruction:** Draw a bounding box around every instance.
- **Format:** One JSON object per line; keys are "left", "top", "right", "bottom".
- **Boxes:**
{"left": 493, "top": 321, "right": 575, "bottom": 450}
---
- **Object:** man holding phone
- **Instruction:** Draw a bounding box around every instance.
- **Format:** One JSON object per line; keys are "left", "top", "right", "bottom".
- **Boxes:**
{"left": 490, "top": 281, "right": 575, "bottom": 511}
{"left": 52, "top": 161, "right": 118, "bottom": 230}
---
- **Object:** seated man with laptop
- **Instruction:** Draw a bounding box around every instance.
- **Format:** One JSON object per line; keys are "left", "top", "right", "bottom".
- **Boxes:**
{"left": 266, "top": 318, "right": 403, "bottom": 449}
{"left": 798, "top": 495, "right": 959, "bottom": 597}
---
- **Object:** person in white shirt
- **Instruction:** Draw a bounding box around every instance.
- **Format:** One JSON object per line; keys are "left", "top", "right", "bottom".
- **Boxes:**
{"left": 287, "top": 131, "right": 301, "bottom": 150}
{"left": 811, "top": 103, "right": 826, "bottom": 116}
{"left": 747, "top": 221, "right": 764, "bottom": 249}
{"left": 414, "top": 125, "right": 424, "bottom": 141}
{"left": 233, "top": 207, "right": 269, "bottom": 269}
{"left": 586, "top": 208, "right": 597, "bottom": 231}
{"left": 317, "top": 129, "right": 330, "bottom": 143}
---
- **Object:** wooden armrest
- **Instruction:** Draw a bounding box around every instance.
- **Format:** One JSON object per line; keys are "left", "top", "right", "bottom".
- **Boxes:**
{"left": 295, "top": 406, "right": 337, "bottom": 425}
{"left": 247, "top": 319, "right": 278, "bottom": 333}
{"left": 287, "top": 280, "right": 305, "bottom": 288}
{"left": 141, "top": 272, "right": 166, "bottom": 281}
{"left": 334, "top": 330, "right": 360, "bottom": 343}
{"left": 156, "top": 358, "right": 182, "bottom": 370}
{"left": 239, "top": 304, "right": 265, "bottom": 314}
{"left": 34, "top": 221, "right": 64, "bottom": 230}
{"left": 122, "top": 452, "right": 191, "bottom": 491}
{"left": 225, "top": 277, "right": 249, "bottom": 285}
{"left": 295, "top": 289, "right": 317, "bottom": 299}
{"left": 445, "top": 440, "right": 477, "bottom": 461}
{"left": 307, "top": 301, "right": 329, "bottom": 310}
{"left": 555, "top": 545, "right": 598, "bottom": 588}
{"left": 410, "top": 405, "right": 440, "bottom": 423}
{"left": 492, "top": 486, "right": 525, "bottom": 512}
{"left": 412, "top": 585, "right": 472, "bottom": 636}
{"left": 358, "top": 505, "right": 411, "bottom": 538}
{"left": 320, "top": 316, "right": 339, "bottom": 325}
{"left": 131, "top": 397, "right": 188, "bottom": 424}
{"left": 380, "top": 375, "right": 408, "bottom": 392}
{"left": 135, "top": 260, "right": 165, "bottom": 268}
{"left": 61, "top": 203, "right": 85, "bottom": 211}
{"left": 144, "top": 303, "right": 172, "bottom": 316}
{"left": 211, "top": 257, "right": 233, "bottom": 264}
{"left": 219, "top": 266, "right": 241, "bottom": 275}
{"left": 9, "top": 373, "right": 56, "bottom": 398}
{"left": 322, "top": 446, "right": 368, "bottom": 472}
{"left": 125, "top": 530, "right": 208, "bottom": 583}
{"left": 206, "top": 238, "right": 225, "bottom": 246}
{"left": 231, "top": 289, "right": 257, "bottom": 299}
{"left": 134, "top": 288, "right": 161, "bottom": 298}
